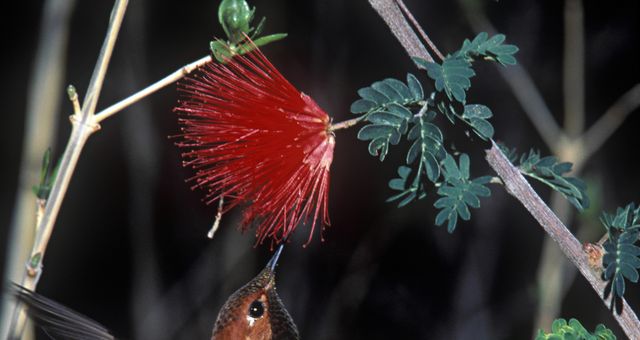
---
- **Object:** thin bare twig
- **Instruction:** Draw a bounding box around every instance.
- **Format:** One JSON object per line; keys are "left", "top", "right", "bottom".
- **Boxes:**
{"left": 395, "top": 0, "right": 444, "bottom": 61}
{"left": 580, "top": 83, "right": 640, "bottom": 161}
{"left": 7, "top": 0, "right": 129, "bottom": 337}
{"left": 28, "top": 0, "right": 128, "bottom": 274}
{"left": 208, "top": 196, "right": 225, "bottom": 239}
{"left": 0, "top": 0, "right": 76, "bottom": 337}
{"left": 94, "top": 55, "right": 211, "bottom": 123}
{"left": 563, "top": 0, "right": 585, "bottom": 138}
{"left": 329, "top": 116, "right": 364, "bottom": 132}
{"left": 6, "top": 8, "right": 216, "bottom": 337}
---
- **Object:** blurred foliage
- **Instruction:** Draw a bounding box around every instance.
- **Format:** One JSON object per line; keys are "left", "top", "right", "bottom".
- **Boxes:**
{"left": 31, "top": 148, "right": 59, "bottom": 200}
{"left": 601, "top": 203, "right": 640, "bottom": 314}
{"left": 535, "top": 318, "right": 616, "bottom": 340}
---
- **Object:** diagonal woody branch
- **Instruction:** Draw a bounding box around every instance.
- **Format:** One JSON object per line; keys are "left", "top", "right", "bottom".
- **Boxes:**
{"left": 485, "top": 142, "right": 640, "bottom": 338}
{"left": 5, "top": 0, "right": 129, "bottom": 338}
{"left": 367, "top": 0, "right": 640, "bottom": 337}
{"left": 369, "top": 0, "right": 433, "bottom": 63}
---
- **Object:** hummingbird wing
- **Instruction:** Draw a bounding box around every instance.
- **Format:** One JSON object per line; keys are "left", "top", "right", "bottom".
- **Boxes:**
{"left": 10, "top": 283, "right": 115, "bottom": 340}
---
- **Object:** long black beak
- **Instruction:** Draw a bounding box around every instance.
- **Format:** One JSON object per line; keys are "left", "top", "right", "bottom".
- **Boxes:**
{"left": 266, "top": 244, "right": 284, "bottom": 271}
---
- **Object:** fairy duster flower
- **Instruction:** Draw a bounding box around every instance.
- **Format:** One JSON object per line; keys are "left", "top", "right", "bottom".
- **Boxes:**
{"left": 175, "top": 46, "right": 334, "bottom": 245}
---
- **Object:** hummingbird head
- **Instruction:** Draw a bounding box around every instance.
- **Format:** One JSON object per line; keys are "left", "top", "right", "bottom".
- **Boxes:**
{"left": 211, "top": 245, "right": 299, "bottom": 340}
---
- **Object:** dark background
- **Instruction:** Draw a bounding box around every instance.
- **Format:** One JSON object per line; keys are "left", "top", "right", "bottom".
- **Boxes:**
{"left": 1, "top": 0, "right": 639, "bottom": 339}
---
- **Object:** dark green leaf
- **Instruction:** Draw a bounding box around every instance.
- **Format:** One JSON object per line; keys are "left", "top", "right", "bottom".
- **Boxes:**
{"left": 357, "top": 124, "right": 397, "bottom": 141}
{"left": 405, "top": 113, "right": 444, "bottom": 184}
{"left": 367, "top": 138, "right": 389, "bottom": 160}
{"left": 446, "top": 214, "right": 457, "bottom": 233}
{"left": 497, "top": 54, "right": 517, "bottom": 66}
{"left": 407, "top": 73, "right": 424, "bottom": 101}
{"left": 368, "top": 111, "right": 406, "bottom": 126}
{"left": 455, "top": 32, "right": 519, "bottom": 67}
{"left": 442, "top": 154, "right": 461, "bottom": 180}
{"left": 350, "top": 99, "right": 377, "bottom": 114}
{"left": 435, "top": 207, "right": 452, "bottom": 226}
{"left": 387, "top": 166, "right": 427, "bottom": 207}
{"left": 463, "top": 104, "right": 493, "bottom": 119}
{"left": 468, "top": 117, "right": 494, "bottom": 140}
{"left": 433, "top": 154, "right": 491, "bottom": 233}
{"left": 512, "top": 147, "right": 589, "bottom": 211}
{"left": 358, "top": 87, "right": 389, "bottom": 105}
{"left": 398, "top": 191, "right": 418, "bottom": 207}
{"left": 387, "top": 103, "right": 413, "bottom": 119}
{"left": 384, "top": 78, "right": 413, "bottom": 100}
{"left": 372, "top": 81, "right": 402, "bottom": 102}
{"left": 389, "top": 178, "right": 405, "bottom": 191}
{"left": 602, "top": 203, "right": 640, "bottom": 313}
{"left": 423, "top": 56, "right": 475, "bottom": 103}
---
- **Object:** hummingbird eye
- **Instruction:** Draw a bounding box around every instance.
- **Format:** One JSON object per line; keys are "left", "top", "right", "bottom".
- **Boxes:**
{"left": 248, "top": 300, "right": 265, "bottom": 319}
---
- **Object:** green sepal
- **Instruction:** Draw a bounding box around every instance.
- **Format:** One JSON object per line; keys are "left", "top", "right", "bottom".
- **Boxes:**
{"left": 253, "top": 33, "right": 288, "bottom": 47}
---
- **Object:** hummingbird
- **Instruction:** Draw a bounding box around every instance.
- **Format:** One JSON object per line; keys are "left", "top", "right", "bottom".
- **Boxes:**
{"left": 8, "top": 244, "right": 299, "bottom": 340}
{"left": 211, "top": 244, "right": 299, "bottom": 340}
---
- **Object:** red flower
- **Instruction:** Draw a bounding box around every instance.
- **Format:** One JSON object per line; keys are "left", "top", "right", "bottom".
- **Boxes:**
{"left": 175, "top": 46, "right": 334, "bottom": 245}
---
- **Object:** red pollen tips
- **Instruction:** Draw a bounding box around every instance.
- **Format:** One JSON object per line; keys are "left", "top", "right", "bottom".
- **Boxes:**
{"left": 175, "top": 45, "right": 334, "bottom": 245}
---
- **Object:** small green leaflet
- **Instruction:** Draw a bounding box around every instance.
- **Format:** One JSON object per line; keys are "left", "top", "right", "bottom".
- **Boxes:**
{"left": 387, "top": 166, "right": 426, "bottom": 207}
{"left": 455, "top": 32, "right": 519, "bottom": 66}
{"left": 601, "top": 203, "right": 640, "bottom": 314}
{"left": 414, "top": 32, "right": 518, "bottom": 105}
{"left": 434, "top": 153, "right": 491, "bottom": 233}
{"left": 416, "top": 56, "right": 474, "bottom": 104}
{"left": 517, "top": 149, "right": 589, "bottom": 210}
{"left": 462, "top": 104, "right": 494, "bottom": 140}
{"left": 406, "top": 110, "right": 446, "bottom": 182}
{"left": 499, "top": 145, "right": 589, "bottom": 211}
{"left": 387, "top": 109, "right": 446, "bottom": 206}
{"left": 357, "top": 119, "right": 407, "bottom": 161}
{"left": 351, "top": 73, "right": 424, "bottom": 114}
{"left": 354, "top": 74, "right": 425, "bottom": 161}
{"left": 535, "top": 318, "right": 616, "bottom": 340}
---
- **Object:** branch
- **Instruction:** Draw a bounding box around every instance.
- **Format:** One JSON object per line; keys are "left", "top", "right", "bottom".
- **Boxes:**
{"left": 368, "top": 0, "right": 433, "bottom": 63}
{"left": 8, "top": 0, "right": 129, "bottom": 337}
{"left": 563, "top": 0, "right": 585, "bottom": 137}
{"left": 329, "top": 116, "right": 364, "bottom": 132}
{"left": 368, "top": 0, "right": 640, "bottom": 337}
{"left": 1, "top": 0, "right": 76, "bottom": 337}
{"left": 580, "top": 83, "right": 640, "bottom": 161}
{"left": 28, "top": 0, "right": 127, "bottom": 275}
{"left": 485, "top": 142, "right": 640, "bottom": 338}
{"left": 94, "top": 55, "right": 211, "bottom": 123}
{"left": 534, "top": 0, "right": 586, "bottom": 333}
{"left": 395, "top": 0, "right": 444, "bottom": 61}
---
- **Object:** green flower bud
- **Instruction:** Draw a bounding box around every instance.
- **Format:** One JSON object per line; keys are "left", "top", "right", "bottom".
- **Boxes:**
{"left": 218, "top": 0, "right": 255, "bottom": 44}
